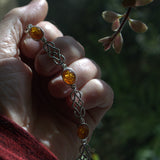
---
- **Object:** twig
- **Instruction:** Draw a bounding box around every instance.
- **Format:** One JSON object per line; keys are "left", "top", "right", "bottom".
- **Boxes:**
{"left": 111, "top": 7, "right": 132, "bottom": 41}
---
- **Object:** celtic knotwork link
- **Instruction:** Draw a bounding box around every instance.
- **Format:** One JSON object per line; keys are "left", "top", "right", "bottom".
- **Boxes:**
{"left": 71, "top": 89, "right": 86, "bottom": 118}
{"left": 43, "top": 41, "right": 65, "bottom": 65}
{"left": 74, "top": 106, "right": 86, "bottom": 118}
{"left": 77, "top": 143, "right": 92, "bottom": 160}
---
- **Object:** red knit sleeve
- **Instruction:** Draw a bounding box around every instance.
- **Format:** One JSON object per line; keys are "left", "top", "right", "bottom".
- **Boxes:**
{"left": 0, "top": 115, "right": 58, "bottom": 160}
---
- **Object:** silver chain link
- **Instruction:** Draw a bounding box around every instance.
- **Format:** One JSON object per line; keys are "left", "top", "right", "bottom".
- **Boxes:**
{"left": 77, "top": 141, "right": 92, "bottom": 160}
{"left": 43, "top": 41, "right": 65, "bottom": 65}
{"left": 70, "top": 89, "right": 86, "bottom": 118}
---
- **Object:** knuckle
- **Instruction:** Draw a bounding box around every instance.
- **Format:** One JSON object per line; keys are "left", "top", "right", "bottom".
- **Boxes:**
{"left": 55, "top": 36, "right": 85, "bottom": 58}
{"left": 90, "top": 59, "right": 102, "bottom": 78}
{"left": 5, "top": 8, "right": 20, "bottom": 18}
{"left": 96, "top": 79, "right": 114, "bottom": 109}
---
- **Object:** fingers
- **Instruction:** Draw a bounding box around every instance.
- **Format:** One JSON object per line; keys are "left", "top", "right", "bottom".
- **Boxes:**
{"left": 80, "top": 79, "right": 113, "bottom": 128}
{"left": 6, "top": 0, "right": 48, "bottom": 29}
{"left": 0, "top": 0, "right": 48, "bottom": 58}
{"left": 49, "top": 71, "right": 113, "bottom": 127}
{"left": 82, "top": 79, "right": 113, "bottom": 110}
{"left": 35, "top": 36, "right": 85, "bottom": 76}
{"left": 47, "top": 55, "right": 113, "bottom": 129}
{"left": 20, "top": 21, "right": 63, "bottom": 58}
{"left": 48, "top": 58, "right": 101, "bottom": 97}
{"left": 83, "top": 79, "right": 114, "bottom": 128}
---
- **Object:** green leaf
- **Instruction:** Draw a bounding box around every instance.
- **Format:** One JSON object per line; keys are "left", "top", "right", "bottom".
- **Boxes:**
{"left": 102, "top": 11, "right": 120, "bottom": 23}
{"left": 92, "top": 153, "right": 100, "bottom": 160}
{"left": 129, "top": 19, "right": 148, "bottom": 33}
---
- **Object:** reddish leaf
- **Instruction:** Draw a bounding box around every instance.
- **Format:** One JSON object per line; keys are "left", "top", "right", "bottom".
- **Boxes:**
{"left": 98, "top": 36, "right": 112, "bottom": 51}
{"left": 112, "top": 33, "right": 123, "bottom": 54}
{"left": 135, "top": 0, "right": 153, "bottom": 6}
{"left": 102, "top": 11, "right": 119, "bottom": 23}
{"left": 122, "top": 0, "right": 153, "bottom": 7}
{"left": 129, "top": 19, "right": 148, "bottom": 33}
{"left": 112, "top": 19, "right": 120, "bottom": 31}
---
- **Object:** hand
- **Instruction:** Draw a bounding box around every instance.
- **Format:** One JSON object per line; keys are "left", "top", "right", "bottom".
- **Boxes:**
{"left": 0, "top": 0, "right": 114, "bottom": 160}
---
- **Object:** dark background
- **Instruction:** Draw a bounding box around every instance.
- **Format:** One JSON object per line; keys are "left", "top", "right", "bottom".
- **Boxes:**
{"left": 16, "top": 0, "right": 160, "bottom": 159}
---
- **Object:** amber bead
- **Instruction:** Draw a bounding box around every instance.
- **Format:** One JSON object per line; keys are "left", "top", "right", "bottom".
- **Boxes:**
{"left": 77, "top": 124, "right": 89, "bottom": 139}
{"left": 29, "top": 26, "right": 44, "bottom": 40}
{"left": 62, "top": 69, "right": 76, "bottom": 85}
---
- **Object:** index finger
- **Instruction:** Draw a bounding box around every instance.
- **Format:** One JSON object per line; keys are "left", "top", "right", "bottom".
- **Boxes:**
{"left": 20, "top": 21, "right": 63, "bottom": 58}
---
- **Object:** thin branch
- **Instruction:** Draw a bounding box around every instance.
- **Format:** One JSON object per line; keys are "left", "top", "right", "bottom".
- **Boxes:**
{"left": 111, "top": 7, "right": 132, "bottom": 41}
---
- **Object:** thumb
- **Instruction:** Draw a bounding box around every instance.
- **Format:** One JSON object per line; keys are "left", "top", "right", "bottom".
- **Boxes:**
{"left": 0, "top": 0, "right": 48, "bottom": 58}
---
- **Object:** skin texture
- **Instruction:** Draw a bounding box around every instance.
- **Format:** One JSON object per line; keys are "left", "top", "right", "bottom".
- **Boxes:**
{"left": 0, "top": 0, "right": 114, "bottom": 160}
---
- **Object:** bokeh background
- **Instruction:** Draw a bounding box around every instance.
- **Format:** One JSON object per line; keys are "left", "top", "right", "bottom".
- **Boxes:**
{"left": 1, "top": 0, "right": 160, "bottom": 159}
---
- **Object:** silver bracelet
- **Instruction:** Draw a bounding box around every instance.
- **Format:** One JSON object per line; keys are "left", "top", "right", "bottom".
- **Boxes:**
{"left": 25, "top": 24, "right": 92, "bottom": 160}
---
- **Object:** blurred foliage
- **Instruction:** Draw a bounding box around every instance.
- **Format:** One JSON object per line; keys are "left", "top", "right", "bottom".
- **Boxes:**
{"left": 18, "top": 0, "right": 160, "bottom": 159}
